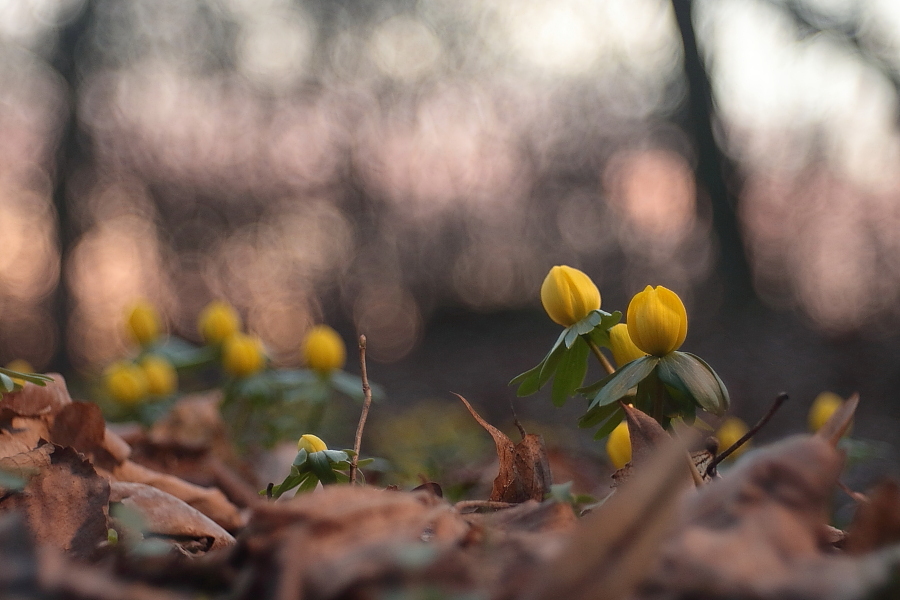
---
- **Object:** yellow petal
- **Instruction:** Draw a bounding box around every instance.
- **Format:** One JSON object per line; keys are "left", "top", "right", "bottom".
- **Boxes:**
{"left": 715, "top": 416, "right": 750, "bottom": 460}
{"left": 297, "top": 433, "right": 328, "bottom": 453}
{"left": 606, "top": 420, "right": 631, "bottom": 469}
{"left": 608, "top": 323, "right": 647, "bottom": 367}
{"left": 540, "top": 266, "right": 601, "bottom": 327}
{"left": 302, "top": 325, "right": 347, "bottom": 373}
{"left": 808, "top": 392, "right": 847, "bottom": 433}
{"left": 626, "top": 285, "right": 688, "bottom": 356}
{"left": 198, "top": 301, "right": 242, "bottom": 344}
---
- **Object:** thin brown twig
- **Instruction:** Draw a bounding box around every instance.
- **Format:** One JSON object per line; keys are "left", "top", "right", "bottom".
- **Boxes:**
{"left": 455, "top": 500, "right": 516, "bottom": 513}
{"left": 585, "top": 337, "right": 615, "bottom": 375}
{"left": 706, "top": 392, "right": 789, "bottom": 478}
{"left": 349, "top": 334, "right": 372, "bottom": 485}
{"left": 838, "top": 480, "right": 869, "bottom": 504}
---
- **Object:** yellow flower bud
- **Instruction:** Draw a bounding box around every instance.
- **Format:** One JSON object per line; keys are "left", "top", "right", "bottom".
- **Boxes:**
{"left": 126, "top": 300, "right": 161, "bottom": 347}
{"left": 302, "top": 325, "right": 346, "bottom": 373}
{"left": 198, "top": 301, "right": 242, "bottom": 344}
{"left": 606, "top": 420, "right": 631, "bottom": 469}
{"left": 222, "top": 333, "right": 265, "bottom": 378}
{"left": 809, "top": 392, "right": 847, "bottom": 433}
{"left": 140, "top": 355, "right": 177, "bottom": 396}
{"left": 608, "top": 323, "right": 647, "bottom": 367}
{"left": 5, "top": 359, "right": 33, "bottom": 387}
{"left": 715, "top": 416, "right": 750, "bottom": 460}
{"left": 297, "top": 433, "right": 328, "bottom": 453}
{"left": 104, "top": 361, "right": 149, "bottom": 405}
{"left": 626, "top": 285, "right": 688, "bottom": 356}
{"left": 540, "top": 266, "right": 601, "bottom": 327}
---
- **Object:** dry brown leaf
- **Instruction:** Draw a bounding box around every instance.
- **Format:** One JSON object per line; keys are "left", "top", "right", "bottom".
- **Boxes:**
{"left": 455, "top": 393, "right": 552, "bottom": 503}
{"left": 112, "top": 459, "right": 243, "bottom": 531}
{"left": 0, "top": 374, "right": 71, "bottom": 418}
{"left": 845, "top": 479, "right": 900, "bottom": 554}
{"left": 0, "top": 445, "right": 109, "bottom": 559}
{"left": 526, "top": 432, "right": 694, "bottom": 600}
{"left": 815, "top": 392, "right": 859, "bottom": 446}
{"left": 110, "top": 482, "right": 235, "bottom": 551}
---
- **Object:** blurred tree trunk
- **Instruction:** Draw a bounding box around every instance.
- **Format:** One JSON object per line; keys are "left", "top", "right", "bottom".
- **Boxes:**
{"left": 671, "top": 0, "right": 755, "bottom": 306}
{"left": 48, "top": 0, "right": 95, "bottom": 373}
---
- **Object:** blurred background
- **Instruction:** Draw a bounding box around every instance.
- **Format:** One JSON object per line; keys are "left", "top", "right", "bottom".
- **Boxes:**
{"left": 2, "top": 0, "right": 900, "bottom": 456}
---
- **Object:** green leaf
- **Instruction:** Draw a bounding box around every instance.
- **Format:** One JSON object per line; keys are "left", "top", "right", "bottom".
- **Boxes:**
{"left": 269, "top": 472, "right": 306, "bottom": 498}
{"left": 0, "top": 368, "right": 53, "bottom": 387}
{"left": 551, "top": 337, "right": 590, "bottom": 407}
{"left": 296, "top": 473, "right": 319, "bottom": 494}
{"left": 591, "top": 404, "right": 626, "bottom": 440}
{"left": 585, "top": 310, "right": 622, "bottom": 348}
{"left": 0, "top": 373, "right": 14, "bottom": 393}
{"left": 146, "top": 338, "right": 216, "bottom": 370}
{"left": 657, "top": 352, "right": 729, "bottom": 416}
{"left": 292, "top": 448, "right": 309, "bottom": 467}
{"left": 308, "top": 451, "right": 338, "bottom": 484}
{"left": 330, "top": 371, "right": 385, "bottom": 402}
{"left": 510, "top": 327, "right": 571, "bottom": 395}
{"left": 321, "top": 449, "right": 350, "bottom": 463}
{"left": 578, "top": 401, "right": 620, "bottom": 429}
{"left": 587, "top": 356, "right": 659, "bottom": 410}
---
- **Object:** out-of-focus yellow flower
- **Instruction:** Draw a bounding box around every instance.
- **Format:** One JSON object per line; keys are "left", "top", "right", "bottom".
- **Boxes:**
{"left": 222, "top": 333, "right": 265, "bottom": 378}
{"left": 809, "top": 392, "right": 846, "bottom": 433}
{"left": 104, "top": 361, "right": 149, "bottom": 405}
{"left": 297, "top": 433, "right": 328, "bottom": 453}
{"left": 198, "top": 301, "right": 241, "bottom": 344}
{"left": 716, "top": 416, "right": 750, "bottom": 460}
{"left": 609, "top": 323, "right": 647, "bottom": 367}
{"left": 140, "top": 355, "right": 177, "bottom": 396}
{"left": 606, "top": 421, "right": 631, "bottom": 469}
{"left": 540, "top": 266, "right": 601, "bottom": 327}
{"left": 5, "top": 359, "right": 33, "bottom": 386}
{"left": 302, "top": 325, "right": 346, "bottom": 373}
{"left": 626, "top": 285, "right": 688, "bottom": 356}
{"left": 126, "top": 300, "right": 161, "bottom": 347}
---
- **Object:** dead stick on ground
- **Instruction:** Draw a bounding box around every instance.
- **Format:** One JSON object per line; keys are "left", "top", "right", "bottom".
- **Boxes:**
{"left": 350, "top": 334, "right": 372, "bottom": 485}
{"left": 706, "top": 391, "right": 789, "bottom": 478}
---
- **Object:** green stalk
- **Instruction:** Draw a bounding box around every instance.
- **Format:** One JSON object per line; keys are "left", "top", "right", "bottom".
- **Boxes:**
{"left": 584, "top": 337, "right": 615, "bottom": 375}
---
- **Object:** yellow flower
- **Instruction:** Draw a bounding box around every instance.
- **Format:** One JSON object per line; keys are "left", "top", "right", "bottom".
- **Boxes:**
{"left": 715, "top": 416, "right": 750, "bottom": 460}
{"left": 608, "top": 323, "right": 647, "bottom": 367}
{"left": 198, "top": 301, "right": 241, "bottom": 344}
{"left": 606, "top": 420, "right": 631, "bottom": 469}
{"left": 626, "top": 285, "right": 688, "bottom": 356}
{"left": 104, "top": 361, "right": 149, "bottom": 405}
{"left": 126, "top": 300, "right": 161, "bottom": 347}
{"left": 222, "top": 333, "right": 265, "bottom": 378}
{"left": 140, "top": 355, "right": 177, "bottom": 396}
{"left": 540, "top": 266, "right": 601, "bottom": 327}
{"left": 5, "top": 359, "right": 33, "bottom": 387}
{"left": 302, "top": 325, "right": 346, "bottom": 373}
{"left": 297, "top": 433, "right": 328, "bottom": 453}
{"left": 809, "top": 392, "right": 847, "bottom": 433}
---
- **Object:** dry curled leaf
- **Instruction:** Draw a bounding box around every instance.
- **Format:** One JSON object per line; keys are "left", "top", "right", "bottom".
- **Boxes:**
{"left": 455, "top": 393, "right": 551, "bottom": 503}
{"left": 0, "top": 445, "right": 109, "bottom": 559}
{"left": 110, "top": 482, "right": 235, "bottom": 552}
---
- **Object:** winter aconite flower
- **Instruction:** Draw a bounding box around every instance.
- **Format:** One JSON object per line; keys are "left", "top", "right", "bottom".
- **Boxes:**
{"left": 104, "top": 361, "right": 149, "bottom": 405}
{"left": 626, "top": 286, "right": 688, "bottom": 356}
{"left": 297, "top": 433, "right": 328, "bottom": 453}
{"left": 5, "top": 359, "right": 33, "bottom": 387}
{"left": 606, "top": 420, "right": 631, "bottom": 469}
{"left": 140, "top": 355, "right": 177, "bottom": 396}
{"left": 198, "top": 301, "right": 241, "bottom": 344}
{"left": 222, "top": 333, "right": 265, "bottom": 378}
{"left": 302, "top": 325, "right": 346, "bottom": 374}
{"left": 126, "top": 300, "right": 160, "bottom": 347}
{"left": 540, "top": 266, "right": 601, "bottom": 327}
{"left": 809, "top": 392, "right": 845, "bottom": 433}
{"left": 715, "top": 416, "right": 750, "bottom": 460}
{"left": 608, "top": 323, "right": 647, "bottom": 367}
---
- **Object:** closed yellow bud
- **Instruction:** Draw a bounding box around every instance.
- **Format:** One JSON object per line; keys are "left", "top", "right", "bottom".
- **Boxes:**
{"left": 608, "top": 323, "right": 647, "bottom": 367}
{"left": 715, "top": 416, "right": 750, "bottom": 460}
{"left": 126, "top": 300, "right": 161, "bottom": 347}
{"left": 606, "top": 421, "right": 631, "bottom": 469}
{"left": 626, "top": 285, "right": 688, "bottom": 356}
{"left": 222, "top": 333, "right": 265, "bottom": 378}
{"left": 297, "top": 433, "right": 328, "bottom": 453}
{"left": 302, "top": 325, "right": 346, "bottom": 373}
{"left": 198, "top": 301, "right": 241, "bottom": 344}
{"left": 540, "top": 266, "right": 601, "bottom": 327}
{"left": 809, "top": 392, "right": 847, "bottom": 433}
{"left": 140, "top": 355, "right": 177, "bottom": 396}
{"left": 104, "top": 361, "right": 149, "bottom": 405}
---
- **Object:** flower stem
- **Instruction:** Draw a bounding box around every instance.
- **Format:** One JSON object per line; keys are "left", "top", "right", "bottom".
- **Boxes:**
{"left": 584, "top": 337, "right": 615, "bottom": 375}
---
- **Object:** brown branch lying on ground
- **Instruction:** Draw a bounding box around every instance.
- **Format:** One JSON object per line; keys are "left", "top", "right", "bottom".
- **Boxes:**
{"left": 454, "top": 500, "right": 517, "bottom": 513}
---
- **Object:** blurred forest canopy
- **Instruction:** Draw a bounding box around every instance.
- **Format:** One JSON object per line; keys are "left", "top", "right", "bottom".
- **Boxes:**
{"left": 1, "top": 0, "right": 900, "bottom": 388}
